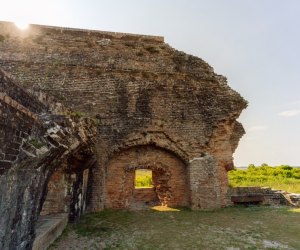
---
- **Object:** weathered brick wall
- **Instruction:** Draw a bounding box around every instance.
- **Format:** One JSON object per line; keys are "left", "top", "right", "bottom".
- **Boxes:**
{"left": 0, "top": 21, "right": 247, "bottom": 211}
{"left": 0, "top": 69, "right": 46, "bottom": 173}
{"left": 189, "top": 156, "right": 223, "bottom": 209}
{"left": 40, "top": 169, "right": 68, "bottom": 215}
{"left": 0, "top": 68, "right": 96, "bottom": 249}
{"left": 105, "top": 145, "right": 189, "bottom": 209}
{"left": 132, "top": 188, "right": 158, "bottom": 209}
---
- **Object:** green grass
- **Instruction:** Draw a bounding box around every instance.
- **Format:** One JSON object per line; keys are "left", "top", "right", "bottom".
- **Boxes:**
{"left": 135, "top": 169, "right": 153, "bottom": 188}
{"left": 229, "top": 165, "right": 300, "bottom": 193}
{"left": 51, "top": 206, "right": 300, "bottom": 249}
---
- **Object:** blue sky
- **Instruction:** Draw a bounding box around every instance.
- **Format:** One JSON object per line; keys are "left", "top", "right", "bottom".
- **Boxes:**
{"left": 1, "top": 0, "right": 300, "bottom": 166}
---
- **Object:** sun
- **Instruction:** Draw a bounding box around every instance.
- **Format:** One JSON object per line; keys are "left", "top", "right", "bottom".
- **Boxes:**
{"left": 14, "top": 21, "right": 29, "bottom": 30}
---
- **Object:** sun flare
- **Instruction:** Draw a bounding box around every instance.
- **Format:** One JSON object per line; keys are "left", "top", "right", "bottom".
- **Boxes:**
{"left": 14, "top": 21, "right": 29, "bottom": 30}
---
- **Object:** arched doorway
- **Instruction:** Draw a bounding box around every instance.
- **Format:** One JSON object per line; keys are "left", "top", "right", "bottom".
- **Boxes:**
{"left": 105, "top": 145, "right": 189, "bottom": 209}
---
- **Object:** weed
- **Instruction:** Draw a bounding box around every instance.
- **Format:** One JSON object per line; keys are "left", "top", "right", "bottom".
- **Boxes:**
{"left": 145, "top": 45, "right": 160, "bottom": 54}
{"left": 70, "top": 111, "right": 86, "bottom": 117}
{"left": 28, "top": 139, "right": 45, "bottom": 149}
{"left": 92, "top": 117, "right": 101, "bottom": 126}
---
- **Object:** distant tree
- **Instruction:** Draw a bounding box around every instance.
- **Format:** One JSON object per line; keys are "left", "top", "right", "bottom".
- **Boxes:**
{"left": 248, "top": 164, "right": 255, "bottom": 169}
{"left": 280, "top": 165, "right": 293, "bottom": 170}
{"left": 261, "top": 163, "right": 269, "bottom": 167}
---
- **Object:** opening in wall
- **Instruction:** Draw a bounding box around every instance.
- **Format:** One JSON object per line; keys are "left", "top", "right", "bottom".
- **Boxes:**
{"left": 135, "top": 169, "right": 153, "bottom": 188}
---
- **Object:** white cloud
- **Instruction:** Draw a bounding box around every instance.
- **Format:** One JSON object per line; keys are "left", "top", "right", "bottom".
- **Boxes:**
{"left": 289, "top": 100, "right": 300, "bottom": 106}
{"left": 278, "top": 110, "right": 300, "bottom": 117}
{"left": 248, "top": 126, "right": 268, "bottom": 132}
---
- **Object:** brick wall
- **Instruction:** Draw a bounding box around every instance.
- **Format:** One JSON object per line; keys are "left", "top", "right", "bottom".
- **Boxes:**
{"left": 0, "top": 68, "right": 96, "bottom": 249}
{"left": 105, "top": 145, "right": 189, "bottom": 209}
{"left": 0, "top": 21, "right": 247, "bottom": 211}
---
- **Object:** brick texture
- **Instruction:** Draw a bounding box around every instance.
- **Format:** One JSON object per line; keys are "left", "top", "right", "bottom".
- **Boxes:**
{"left": 0, "top": 22, "right": 247, "bottom": 219}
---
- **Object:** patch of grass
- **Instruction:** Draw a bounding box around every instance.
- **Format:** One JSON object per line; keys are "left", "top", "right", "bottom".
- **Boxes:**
{"left": 229, "top": 165, "right": 300, "bottom": 193}
{"left": 51, "top": 206, "right": 300, "bottom": 249}
{"left": 91, "top": 117, "right": 101, "bottom": 126}
{"left": 28, "top": 139, "right": 45, "bottom": 149}
{"left": 145, "top": 45, "right": 160, "bottom": 54}
{"left": 70, "top": 111, "right": 86, "bottom": 117}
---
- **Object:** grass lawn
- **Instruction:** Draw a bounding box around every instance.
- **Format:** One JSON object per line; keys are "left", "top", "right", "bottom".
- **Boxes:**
{"left": 50, "top": 206, "right": 300, "bottom": 250}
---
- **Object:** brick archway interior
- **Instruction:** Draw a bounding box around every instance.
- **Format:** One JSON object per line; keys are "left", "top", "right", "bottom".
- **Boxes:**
{"left": 105, "top": 145, "right": 189, "bottom": 209}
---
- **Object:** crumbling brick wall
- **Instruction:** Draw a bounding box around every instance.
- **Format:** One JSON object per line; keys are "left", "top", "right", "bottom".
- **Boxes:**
{"left": 0, "top": 68, "right": 96, "bottom": 249}
{"left": 105, "top": 145, "right": 189, "bottom": 209}
{"left": 0, "top": 21, "right": 247, "bottom": 214}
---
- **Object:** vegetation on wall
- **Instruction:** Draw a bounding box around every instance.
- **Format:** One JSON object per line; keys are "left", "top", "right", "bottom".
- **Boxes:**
{"left": 229, "top": 164, "right": 300, "bottom": 193}
{"left": 28, "top": 138, "right": 45, "bottom": 149}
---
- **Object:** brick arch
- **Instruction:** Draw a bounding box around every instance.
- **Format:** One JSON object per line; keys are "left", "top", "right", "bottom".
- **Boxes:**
{"left": 108, "top": 131, "right": 190, "bottom": 165}
{"left": 104, "top": 144, "right": 190, "bottom": 209}
{"left": 39, "top": 145, "right": 97, "bottom": 222}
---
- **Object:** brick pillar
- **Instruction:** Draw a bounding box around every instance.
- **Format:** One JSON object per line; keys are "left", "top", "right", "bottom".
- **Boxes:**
{"left": 189, "top": 155, "right": 222, "bottom": 209}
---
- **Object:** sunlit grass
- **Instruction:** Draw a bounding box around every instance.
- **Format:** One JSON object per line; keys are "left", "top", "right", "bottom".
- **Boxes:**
{"left": 151, "top": 206, "right": 180, "bottom": 212}
{"left": 289, "top": 208, "right": 300, "bottom": 213}
{"left": 51, "top": 206, "right": 300, "bottom": 250}
{"left": 229, "top": 165, "right": 300, "bottom": 193}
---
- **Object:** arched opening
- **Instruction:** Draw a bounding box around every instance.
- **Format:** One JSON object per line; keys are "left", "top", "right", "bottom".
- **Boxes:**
{"left": 33, "top": 148, "right": 97, "bottom": 249}
{"left": 105, "top": 145, "right": 189, "bottom": 209}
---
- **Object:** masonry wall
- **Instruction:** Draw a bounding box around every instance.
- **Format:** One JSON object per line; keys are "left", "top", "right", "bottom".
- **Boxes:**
{"left": 105, "top": 145, "right": 189, "bottom": 209}
{"left": 0, "top": 68, "right": 96, "bottom": 249}
{"left": 0, "top": 21, "right": 247, "bottom": 212}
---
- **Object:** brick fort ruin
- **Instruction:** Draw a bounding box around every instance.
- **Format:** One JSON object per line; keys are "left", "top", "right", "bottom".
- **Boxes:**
{"left": 0, "top": 21, "right": 247, "bottom": 249}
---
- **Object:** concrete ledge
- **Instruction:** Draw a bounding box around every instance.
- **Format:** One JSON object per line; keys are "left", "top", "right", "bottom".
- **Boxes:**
{"left": 231, "top": 195, "right": 264, "bottom": 203}
{"left": 32, "top": 213, "right": 68, "bottom": 250}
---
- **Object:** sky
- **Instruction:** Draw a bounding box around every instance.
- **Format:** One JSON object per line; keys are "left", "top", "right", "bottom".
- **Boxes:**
{"left": 1, "top": 0, "right": 300, "bottom": 166}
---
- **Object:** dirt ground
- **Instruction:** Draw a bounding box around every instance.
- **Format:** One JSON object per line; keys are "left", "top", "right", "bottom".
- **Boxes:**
{"left": 50, "top": 206, "right": 300, "bottom": 250}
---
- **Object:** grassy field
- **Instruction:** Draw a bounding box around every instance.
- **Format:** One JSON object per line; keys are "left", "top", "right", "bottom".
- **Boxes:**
{"left": 51, "top": 206, "right": 300, "bottom": 250}
{"left": 136, "top": 165, "right": 300, "bottom": 193}
{"left": 229, "top": 165, "right": 300, "bottom": 193}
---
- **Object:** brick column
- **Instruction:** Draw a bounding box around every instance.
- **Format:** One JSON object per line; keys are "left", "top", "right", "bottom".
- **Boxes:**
{"left": 189, "top": 155, "right": 222, "bottom": 209}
